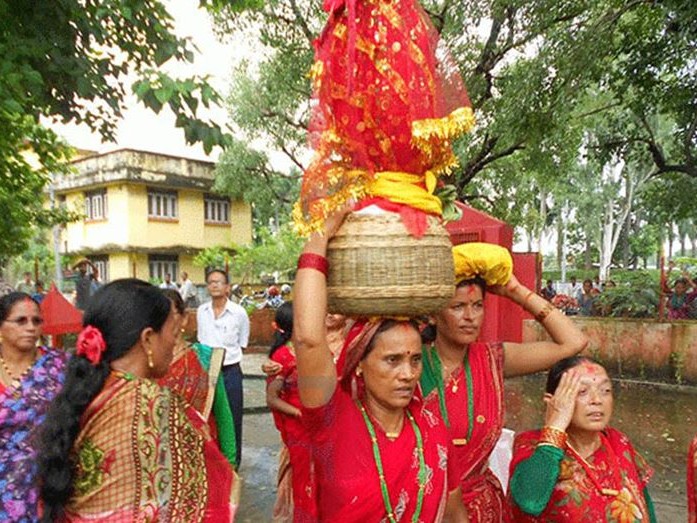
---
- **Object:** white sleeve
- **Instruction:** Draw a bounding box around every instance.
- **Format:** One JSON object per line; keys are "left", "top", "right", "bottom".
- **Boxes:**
{"left": 196, "top": 307, "right": 206, "bottom": 344}
{"left": 239, "top": 308, "right": 250, "bottom": 348}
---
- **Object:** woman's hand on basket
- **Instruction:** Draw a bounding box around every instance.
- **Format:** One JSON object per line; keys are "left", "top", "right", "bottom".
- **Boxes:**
{"left": 322, "top": 204, "right": 352, "bottom": 239}
{"left": 305, "top": 205, "right": 353, "bottom": 254}
{"left": 543, "top": 369, "right": 582, "bottom": 431}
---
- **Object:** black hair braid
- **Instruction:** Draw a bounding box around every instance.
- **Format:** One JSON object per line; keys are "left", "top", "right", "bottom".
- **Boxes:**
{"left": 38, "top": 358, "right": 110, "bottom": 522}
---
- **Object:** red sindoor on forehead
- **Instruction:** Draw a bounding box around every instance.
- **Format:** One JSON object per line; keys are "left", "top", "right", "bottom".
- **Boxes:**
{"left": 580, "top": 362, "right": 604, "bottom": 375}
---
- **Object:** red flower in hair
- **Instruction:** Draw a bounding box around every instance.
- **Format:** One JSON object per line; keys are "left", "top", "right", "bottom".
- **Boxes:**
{"left": 76, "top": 325, "right": 107, "bottom": 364}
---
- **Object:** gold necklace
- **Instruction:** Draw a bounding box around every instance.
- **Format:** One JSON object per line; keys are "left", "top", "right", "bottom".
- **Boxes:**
{"left": 379, "top": 416, "right": 404, "bottom": 440}
{"left": 0, "top": 349, "right": 37, "bottom": 386}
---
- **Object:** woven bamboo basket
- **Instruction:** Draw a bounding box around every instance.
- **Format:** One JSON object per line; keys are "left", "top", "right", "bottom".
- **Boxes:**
{"left": 326, "top": 212, "right": 455, "bottom": 316}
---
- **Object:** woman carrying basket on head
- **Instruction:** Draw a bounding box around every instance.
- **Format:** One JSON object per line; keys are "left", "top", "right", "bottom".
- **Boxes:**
{"left": 293, "top": 209, "right": 453, "bottom": 522}
{"left": 420, "top": 243, "right": 589, "bottom": 521}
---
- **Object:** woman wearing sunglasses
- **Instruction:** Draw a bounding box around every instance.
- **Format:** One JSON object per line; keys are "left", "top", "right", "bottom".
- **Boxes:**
{"left": 0, "top": 292, "right": 69, "bottom": 522}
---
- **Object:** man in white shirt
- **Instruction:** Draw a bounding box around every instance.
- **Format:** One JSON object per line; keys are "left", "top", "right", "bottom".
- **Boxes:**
{"left": 197, "top": 269, "right": 249, "bottom": 466}
{"left": 179, "top": 271, "right": 198, "bottom": 308}
{"left": 159, "top": 273, "right": 178, "bottom": 290}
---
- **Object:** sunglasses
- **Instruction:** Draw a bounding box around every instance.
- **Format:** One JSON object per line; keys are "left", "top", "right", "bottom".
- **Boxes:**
{"left": 4, "top": 316, "right": 44, "bottom": 327}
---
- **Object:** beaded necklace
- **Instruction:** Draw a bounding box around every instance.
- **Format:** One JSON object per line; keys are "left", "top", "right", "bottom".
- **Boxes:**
{"left": 0, "top": 349, "right": 38, "bottom": 389}
{"left": 357, "top": 401, "right": 427, "bottom": 523}
{"left": 566, "top": 432, "right": 622, "bottom": 497}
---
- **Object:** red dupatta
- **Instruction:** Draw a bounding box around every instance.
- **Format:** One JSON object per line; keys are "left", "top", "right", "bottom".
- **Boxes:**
{"left": 422, "top": 342, "right": 508, "bottom": 522}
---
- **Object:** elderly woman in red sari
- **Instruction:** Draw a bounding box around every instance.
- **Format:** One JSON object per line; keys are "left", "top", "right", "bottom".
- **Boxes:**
{"left": 293, "top": 213, "right": 453, "bottom": 522}
{"left": 36, "top": 279, "right": 236, "bottom": 522}
{"left": 508, "top": 356, "right": 656, "bottom": 522}
{"left": 420, "top": 244, "right": 589, "bottom": 522}
{"left": 0, "top": 292, "right": 68, "bottom": 522}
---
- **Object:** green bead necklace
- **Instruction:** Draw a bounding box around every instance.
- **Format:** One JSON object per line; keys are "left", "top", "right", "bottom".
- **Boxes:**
{"left": 357, "top": 401, "right": 427, "bottom": 523}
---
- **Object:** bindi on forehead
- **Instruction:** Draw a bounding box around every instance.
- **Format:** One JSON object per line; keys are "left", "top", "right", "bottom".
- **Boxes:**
{"left": 580, "top": 362, "right": 604, "bottom": 374}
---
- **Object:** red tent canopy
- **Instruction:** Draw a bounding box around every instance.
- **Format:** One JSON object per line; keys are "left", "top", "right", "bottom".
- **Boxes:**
{"left": 40, "top": 284, "right": 83, "bottom": 336}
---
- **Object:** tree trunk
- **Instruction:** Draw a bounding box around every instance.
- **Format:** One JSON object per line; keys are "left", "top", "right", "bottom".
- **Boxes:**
{"left": 622, "top": 211, "right": 632, "bottom": 268}
{"left": 538, "top": 190, "right": 547, "bottom": 253}
{"left": 599, "top": 200, "right": 614, "bottom": 282}
{"left": 556, "top": 214, "right": 564, "bottom": 271}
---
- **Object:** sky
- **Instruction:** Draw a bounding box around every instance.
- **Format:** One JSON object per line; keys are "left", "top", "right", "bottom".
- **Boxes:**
{"left": 47, "top": 2, "right": 243, "bottom": 162}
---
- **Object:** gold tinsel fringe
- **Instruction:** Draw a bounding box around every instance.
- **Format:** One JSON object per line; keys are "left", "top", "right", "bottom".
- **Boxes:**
{"left": 293, "top": 169, "right": 370, "bottom": 237}
{"left": 411, "top": 106, "right": 476, "bottom": 161}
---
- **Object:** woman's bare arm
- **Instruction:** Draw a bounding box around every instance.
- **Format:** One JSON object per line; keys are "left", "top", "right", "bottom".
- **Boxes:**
{"left": 266, "top": 378, "right": 302, "bottom": 418}
{"left": 489, "top": 276, "right": 589, "bottom": 377}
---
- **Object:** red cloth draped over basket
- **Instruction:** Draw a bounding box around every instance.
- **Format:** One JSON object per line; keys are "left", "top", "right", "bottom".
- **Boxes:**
{"left": 294, "top": 0, "right": 474, "bottom": 237}
{"left": 40, "top": 283, "right": 83, "bottom": 336}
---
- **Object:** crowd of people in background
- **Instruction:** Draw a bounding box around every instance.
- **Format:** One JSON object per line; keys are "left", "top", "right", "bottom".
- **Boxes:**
{"left": 538, "top": 275, "right": 616, "bottom": 317}
{"left": 538, "top": 265, "right": 697, "bottom": 320}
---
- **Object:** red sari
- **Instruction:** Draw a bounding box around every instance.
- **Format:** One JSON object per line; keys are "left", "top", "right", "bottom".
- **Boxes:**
{"left": 268, "top": 345, "right": 316, "bottom": 522}
{"left": 509, "top": 427, "right": 653, "bottom": 522}
{"left": 421, "top": 342, "right": 507, "bottom": 522}
{"left": 689, "top": 435, "right": 697, "bottom": 523}
{"left": 304, "top": 387, "right": 448, "bottom": 522}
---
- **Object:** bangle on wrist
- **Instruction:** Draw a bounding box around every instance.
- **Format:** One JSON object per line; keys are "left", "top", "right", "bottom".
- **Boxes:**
{"left": 538, "top": 425, "right": 567, "bottom": 449}
{"left": 535, "top": 302, "right": 555, "bottom": 322}
{"left": 297, "top": 252, "right": 329, "bottom": 277}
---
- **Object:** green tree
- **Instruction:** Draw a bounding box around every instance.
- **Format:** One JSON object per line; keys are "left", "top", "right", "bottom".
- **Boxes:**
{"left": 0, "top": 1, "right": 236, "bottom": 262}
{"left": 194, "top": 224, "right": 303, "bottom": 282}
{"left": 213, "top": 0, "right": 695, "bottom": 221}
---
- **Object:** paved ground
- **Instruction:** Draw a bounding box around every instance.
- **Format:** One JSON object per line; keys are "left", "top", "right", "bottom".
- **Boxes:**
{"left": 236, "top": 353, "right": 690, "bottom": 521}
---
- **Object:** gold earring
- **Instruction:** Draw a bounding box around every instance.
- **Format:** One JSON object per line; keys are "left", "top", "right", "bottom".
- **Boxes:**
{"left": 355, "top": 367, "right": 362, "bottom": 377}
{"left": 146, "top": 348, "right": 154, "bottom": 369}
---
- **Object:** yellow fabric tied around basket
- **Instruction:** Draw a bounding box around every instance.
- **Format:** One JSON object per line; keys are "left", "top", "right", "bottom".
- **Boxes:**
{"left": 453, "top": 243, "right": 513, "bottom": 287}
{"left": 366, "top": 170, "right": 442, "bottom": 216}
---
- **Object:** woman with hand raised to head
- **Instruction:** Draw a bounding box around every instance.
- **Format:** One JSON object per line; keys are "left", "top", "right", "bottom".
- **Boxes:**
{"left": 420, "top": 244, "right": 589, "bottom": 522}
{"left": 508, "top": 356, "right": 656, "bottom": 522}
{"left": 293, "top": 209, "right": 458, "bottom": 522}
{"left": 37, "top": 279, "right": 236, "bottom": 522}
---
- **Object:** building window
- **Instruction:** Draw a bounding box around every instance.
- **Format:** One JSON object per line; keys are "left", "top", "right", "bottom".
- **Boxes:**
{"left": 89, "top": 255, "right": 109, "bottom": 283}
{"left": 85, "top": 189, "right": 108, "bottom": 221}
{"left": 204, "top": 194, "right": 230, "bottom": 224}
{"left": 149, "top": 254, "right": 178, "bottom": 282}
{"left": 147, "top": 189, "right": 178, "bottom": 219}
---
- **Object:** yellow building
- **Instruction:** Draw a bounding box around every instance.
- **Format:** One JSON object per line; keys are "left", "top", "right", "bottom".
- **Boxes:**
{"left": 52, "top": 149, "right": 252, "bottom": 284}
